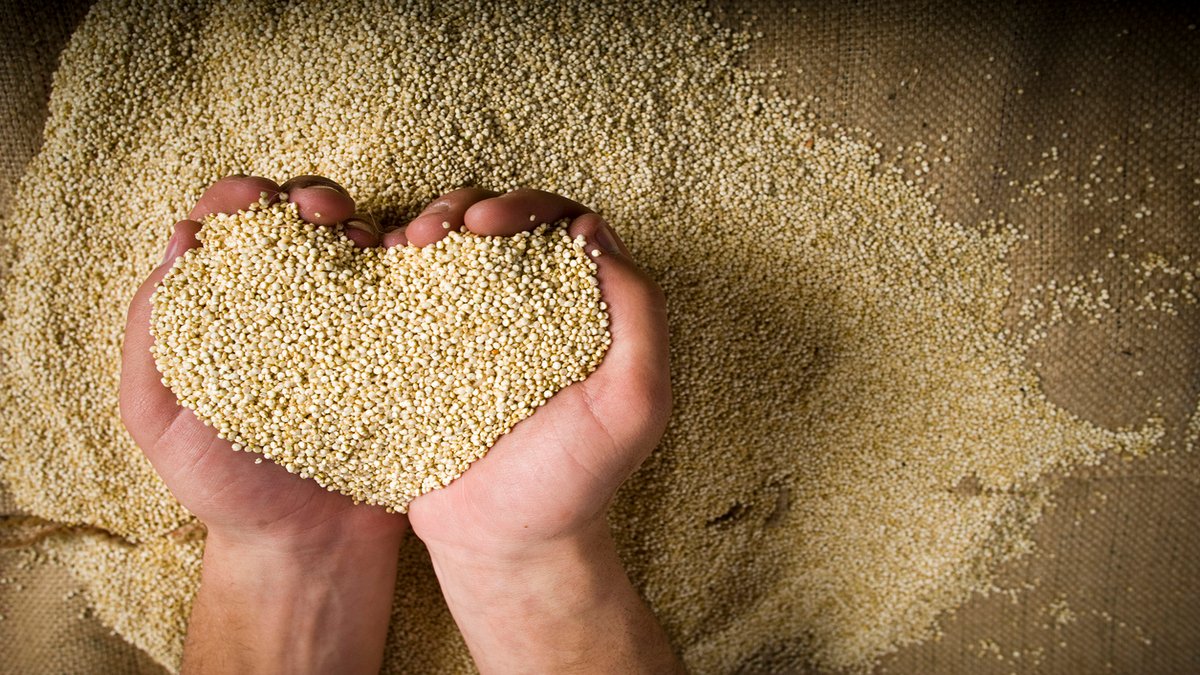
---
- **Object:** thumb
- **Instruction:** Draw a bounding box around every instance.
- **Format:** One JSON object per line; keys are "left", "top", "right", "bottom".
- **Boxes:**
{"left": 568, "top": 214, "right": 670, "bottom": 393}
{"left": 119, "top": 219, "right": 203, "bottom": 451}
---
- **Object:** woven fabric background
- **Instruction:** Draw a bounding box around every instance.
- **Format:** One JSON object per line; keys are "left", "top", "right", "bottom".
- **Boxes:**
{"left": 1, "top": 1, "right": 1196, "bottom": 673}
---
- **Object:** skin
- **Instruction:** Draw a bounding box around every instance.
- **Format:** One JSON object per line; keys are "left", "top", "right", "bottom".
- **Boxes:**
{"left": 120, "top": 175, "right": 681, "bottom": 674}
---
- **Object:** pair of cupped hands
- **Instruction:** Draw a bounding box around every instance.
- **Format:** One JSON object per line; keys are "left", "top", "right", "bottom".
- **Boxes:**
{"left": 122, "top": 175, "right": 670, "bottom": 557}
{"left": 120, "top": 175, "right": 680, "bottom": 673}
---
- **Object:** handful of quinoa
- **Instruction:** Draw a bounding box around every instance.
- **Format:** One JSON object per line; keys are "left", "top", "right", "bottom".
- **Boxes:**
{"left": 150, "top": 199, "right": 611, "bottom": 511}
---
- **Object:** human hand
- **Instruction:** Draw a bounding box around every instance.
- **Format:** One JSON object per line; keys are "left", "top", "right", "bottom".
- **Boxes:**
{"left": 393, "top": 188, "right": 679, "bottom": 673}
{"left": 120, "top": 175, "right": 404, "bottom": 675}
{"left": 394, "top": 188, "right": 672, "bottom": 558}
{"left": 125, "top": 182, "right": 669, "bottom": 554}
{"left": 122, "top": 174, "right": 406, "bottom": 550}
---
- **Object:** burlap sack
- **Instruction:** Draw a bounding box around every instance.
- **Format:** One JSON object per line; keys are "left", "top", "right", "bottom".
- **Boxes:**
{"left": 1, "top": 1, "right": 1196, "bottom": 673}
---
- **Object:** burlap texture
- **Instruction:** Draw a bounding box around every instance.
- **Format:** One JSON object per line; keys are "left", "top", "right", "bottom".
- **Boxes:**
{"left": 1, "top": 1, "right": 1196, "bottom": 673}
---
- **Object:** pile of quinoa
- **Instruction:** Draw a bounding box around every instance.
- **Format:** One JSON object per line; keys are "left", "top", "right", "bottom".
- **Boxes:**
{"left": 0, "top": 1, "right": 1176, "bottom": 672}
{"left": 150, "top": 198, "right": 609, "bottom": 510}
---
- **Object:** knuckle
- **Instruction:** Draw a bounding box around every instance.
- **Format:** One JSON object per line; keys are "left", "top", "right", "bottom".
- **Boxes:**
{"left": 636, "top": 381, "right": 673, "bottom": 433}
{"left": 631, "top": 272, "right": 667, "bottom": 310}
{"left": 647, "top": 279, "right": 667, "bottom": 306}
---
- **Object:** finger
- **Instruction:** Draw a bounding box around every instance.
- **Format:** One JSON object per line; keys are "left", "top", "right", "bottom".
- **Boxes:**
{"left": 568, "top": 214, "right": 668, "bottom": 386}
{"left": 405, "top": 187, "right": 499, "bottom": 248}
{"left": 464, "top": 189, "right": 591, "bottom": 237}
{"left": 280, "top": 175, "right": 357, "bottom": 226}
{"left": 119, "top": 220, "right": 203, "bottom": 451}
{"left": 381, "top": 226, "right": 409, "bottom": 249}
{"left": 162, "top": 219, "right": 204, "bottom": 264}
{"left": 343, "top": 216, "right": 381, "bottom": 248}
{"left": 188, "top": 175, "right": 280, "bottom": 221}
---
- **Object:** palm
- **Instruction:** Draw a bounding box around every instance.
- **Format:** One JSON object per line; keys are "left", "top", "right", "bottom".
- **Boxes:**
{"left": 408, "top": 362, "right": 658, "bottom": 548}
{"left": 403, "top": 189, "right": 671, "bottom": 551}
{"left": 148, "top": 407, "right": 400, "bottom": 538}
{"left": 122, "top": 175, "right": 406, "bottom": 543}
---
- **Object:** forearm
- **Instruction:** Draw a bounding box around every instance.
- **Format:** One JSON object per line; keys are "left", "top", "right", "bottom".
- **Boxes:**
{"left": 427, "top": 518, "right": 684, "bottom": 674}
{"left": 183, "top": 529, "right": 403, "bottom": 675}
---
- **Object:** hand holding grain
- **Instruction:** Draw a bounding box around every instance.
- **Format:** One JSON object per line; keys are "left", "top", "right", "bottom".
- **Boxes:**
{"left": 120, "top": 177, "right": 680, "bottom": 674}
{"left": 121, "top": 175, "right": 403, "bottom": 675}
{"left": 401, "top": 188, "right": 672, "bottom": 556}
{"left": 398, "top": 188, "right": 682, "bottom": 674}
{"left": 122, "top": 175, "right": 404, "bottom": 549}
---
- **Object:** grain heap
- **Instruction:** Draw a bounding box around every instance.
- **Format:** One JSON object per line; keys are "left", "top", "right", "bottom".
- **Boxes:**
{"left": 150, "top": 197, "right": 609, "bottom": 509}
{"left": 0, "top": 1, "right": 1185, "bottom": 673}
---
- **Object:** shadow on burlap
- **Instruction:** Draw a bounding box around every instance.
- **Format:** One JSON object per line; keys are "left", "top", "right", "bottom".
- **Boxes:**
{"left": 1, "top": 1, "right": 1196, "bottom": 673}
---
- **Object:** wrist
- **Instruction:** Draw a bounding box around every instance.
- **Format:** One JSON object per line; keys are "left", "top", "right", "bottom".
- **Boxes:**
{"left": 186, "top": 522, "right": 404, "bottom": 675}
{"left": 204, "top": 523, "right": 404, "bottom": 574}
{"left": 426, "top": 518, "right": 682, "bottom": 674}
{"left": 425, "top": 514, "right": 613, "bottom": 587}
{"left": 203, "top": 506, "right": 408, "bottom": 562}
{"left": 428, "top": 520, "right": 621, "bottom": 669}
{"left": 426, "top": 516, "right": 622, "bottom": 645}
{"left": 419, "top": 505, "right": 611, "bottom": 567}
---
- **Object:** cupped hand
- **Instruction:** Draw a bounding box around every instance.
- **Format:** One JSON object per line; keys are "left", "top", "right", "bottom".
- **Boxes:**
{"left": 396, "top": 189, "right": 679, "bottom": 673}
{"left": 397, "top": 188, "right": 673, "bottom": 560}
{"left": 120, "top": 174, "right": 405, "bottom": 553}
{"left": 122, "top": 179, "right": 670, "bottom": 562}
{"left": 122, "top": 178, "right": 676, "bottom": 673}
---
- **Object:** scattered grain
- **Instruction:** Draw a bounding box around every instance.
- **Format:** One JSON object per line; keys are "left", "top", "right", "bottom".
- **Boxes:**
{"left": 0, "top": 1, "right": 1183, "bottom": 673}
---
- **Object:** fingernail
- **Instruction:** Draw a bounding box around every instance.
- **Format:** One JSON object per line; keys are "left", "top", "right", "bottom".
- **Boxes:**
{"left": 162, "top": 230, "right": 182, "bottom": 264}
{"left": 307, "top": 184, "right": 345, "bottom": 195}
{"left": 345, "top": 218, "right": 378, "bottom": 236}
{"left": 594, "top": 220, "right": 623, "bottom": 256}
{"left": 288, "top": 176, "right": 347, "bottom": 194}
{"left": 421, "top": 201, "right": 452, "bottom": 215}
